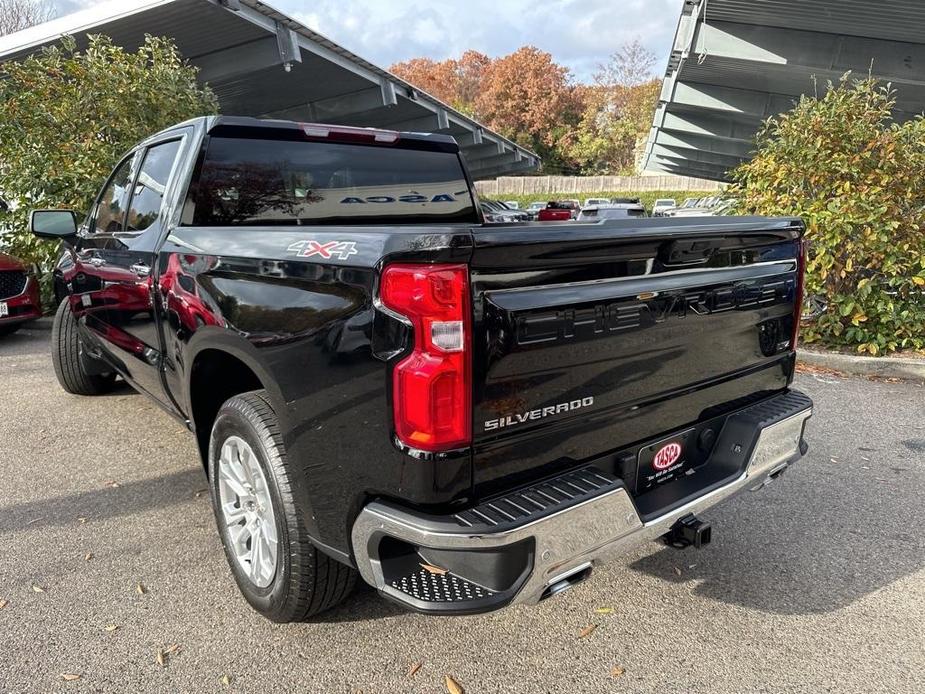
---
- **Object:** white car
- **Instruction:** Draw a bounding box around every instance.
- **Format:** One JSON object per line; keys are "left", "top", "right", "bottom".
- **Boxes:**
{"left": 503, "top": 200, "right": 520, "bottom": 210}
{"left": 577, "top": 203, "right": 647, "bottom": 221}
{"left": 583, "top": 197, "right": 610, "bottom": 208}
{"left": 652, "top": 198, "right": 676, "bottom": 217}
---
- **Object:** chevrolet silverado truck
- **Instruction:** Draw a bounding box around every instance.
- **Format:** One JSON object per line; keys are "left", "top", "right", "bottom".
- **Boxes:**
{"left": 30, "top": 116, "right": 812, "bottom": 621}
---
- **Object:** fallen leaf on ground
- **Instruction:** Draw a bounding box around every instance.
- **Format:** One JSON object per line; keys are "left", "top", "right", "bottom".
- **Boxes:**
{"left": 104, "top": 625, "right": 119, "bottom": 632}
{"left": 611, "top": 665, "right": 626, "bottom": 678}
{"left": 85, "top": 553, "right": 93, "bottom": 561}
{"left": 830, "top": 458, "right": 839, "bottom": 464}
{"left": 164, "top": 644, "right": 180, "bottom": 655}
{"left": 578, "top": 624, "right": 598, "bottom": 639}
{"left": 407, "top": 662, "right": 422, "bottom": 678}
{"left": 135, "top": 583, "right": 146, "bottom": 595}
{"left": 420, "top": 563, "right": 448, "bottom": 576}
{"left": 594, "top": 607, "right": 614, "bottom": 614}
{"left": 445, "top": 674, "right": 464, "bottom": 694}
{"left": 674, "top": 566, "right": 682, "bottom": 577}
{"left": 0, "top": 599, "right": 7, "bottom": 609}
{"left": 156, "top": 650, "right": 166, "bottom": 667}
{"left": 31, "top": 584, "right": 45, "bottom": 593}
{"left": 61, "top": 673, "right": 81, "bottom": 681}
{"left": 77, "top": 517, "right": 88, "bottom": 524}
{"left": 104, "top": 480, "right": 120, "bottom": 488}
{"left": 221, "top": 674, "right": 232, "bottom": 686}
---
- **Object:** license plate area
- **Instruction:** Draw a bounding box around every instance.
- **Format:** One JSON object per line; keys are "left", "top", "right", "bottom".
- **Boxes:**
{"left": 0, "top": 302, "right": 8, "bottom": 317}
{"left": 635, "top": 428, "right": 702, "bottom": 494}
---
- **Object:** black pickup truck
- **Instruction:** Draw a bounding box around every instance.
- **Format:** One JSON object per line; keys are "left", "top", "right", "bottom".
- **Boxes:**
{"left": 31, "top": 116, "right": 812, "bottom": 621}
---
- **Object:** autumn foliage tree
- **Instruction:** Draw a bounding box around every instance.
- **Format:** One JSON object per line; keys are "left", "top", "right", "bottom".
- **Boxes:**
{"left": 391, "top": 50, "right": 490, "bottom": 116}
{"left": 567, "top": 39, "right": 661, "bottom": 174}
{"left": 394, "top": 47, "right": 582, "bottom": 172}
{"left": 391, "top": 40, "right": 661, "bottom": 175}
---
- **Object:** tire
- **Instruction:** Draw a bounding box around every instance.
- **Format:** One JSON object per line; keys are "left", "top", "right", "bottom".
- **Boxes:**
{"left": 51, "top": 299, "right": 116, "bottom": 395}
{"left": 208, "top": 390, "right": 356, "bottom": 622}
{"left": 0, "top": 323, "right": 21, "bottom": 337}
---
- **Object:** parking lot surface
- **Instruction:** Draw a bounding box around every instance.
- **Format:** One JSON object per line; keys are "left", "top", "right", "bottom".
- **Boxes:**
{"left": 1, "top": 318, "right": 923, "bottom": 694}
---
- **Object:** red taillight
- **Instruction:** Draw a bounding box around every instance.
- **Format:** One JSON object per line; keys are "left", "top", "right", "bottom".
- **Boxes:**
{"left": 380, "top": 264, "right": 471, "bottom": 452}
{"left": 791, "top": 237, "right": 808, "bottom": 350}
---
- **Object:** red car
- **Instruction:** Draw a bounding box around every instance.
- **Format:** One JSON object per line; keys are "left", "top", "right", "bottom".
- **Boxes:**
{"left": 537, "top": 200, "right": 580, "bottom": 221}
{"left": 0, "top": 251, "right": 42, "bottom": 336}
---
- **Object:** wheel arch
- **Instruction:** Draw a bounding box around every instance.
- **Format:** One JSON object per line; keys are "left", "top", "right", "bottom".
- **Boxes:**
{"left": 185, "top": 332, "right": 287, "bottom": 467}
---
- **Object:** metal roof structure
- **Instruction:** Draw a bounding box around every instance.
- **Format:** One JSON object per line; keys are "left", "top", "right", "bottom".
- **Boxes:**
{"left": 643, "top": 0, "right": 925, "bottom": 181}
{"left": 0, "top": 0, "right": 539, "bottom": 180}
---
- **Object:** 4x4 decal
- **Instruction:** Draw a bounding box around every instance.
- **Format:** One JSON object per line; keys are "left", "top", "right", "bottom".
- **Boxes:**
{"left": 286, "top": 239, "right": 358, "bottom": 260}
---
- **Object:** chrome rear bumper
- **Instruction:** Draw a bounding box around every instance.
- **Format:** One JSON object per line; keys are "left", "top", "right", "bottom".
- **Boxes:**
{"left": 351, "top": 390, "right": 812, "bottom": 613}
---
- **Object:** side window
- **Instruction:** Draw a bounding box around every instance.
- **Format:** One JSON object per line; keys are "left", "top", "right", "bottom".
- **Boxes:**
{"left": 125, "top": 139, "right": 182, "bottom": 232}
{"left": 93, "top": 157, "right": 134, "bottom": 233}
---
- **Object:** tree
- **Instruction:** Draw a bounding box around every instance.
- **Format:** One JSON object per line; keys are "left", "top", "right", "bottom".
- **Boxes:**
{"left": 567, "top": 39, "right": 661, "bottom": 174}
{"left": 0, "top": 0, "right": 53, "bottom": 35}
{"left": 728, "top": 76, "right": 925, "bottom": 354}
{"left": 0, "top": 34, "right": 218, "bottom": 269}
{"left": 597, "top": 37, "right": 656, "bottom": 88}
{"left": 390, "top": 50, "right": 489, "bottom": 116}
{"left": 473, "top": 47, "right": 583, "bottom": 169}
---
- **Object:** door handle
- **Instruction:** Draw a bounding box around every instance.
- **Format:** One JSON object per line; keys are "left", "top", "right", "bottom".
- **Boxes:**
{"left": 130, "top": 263, "right": 151, "bottom": 276}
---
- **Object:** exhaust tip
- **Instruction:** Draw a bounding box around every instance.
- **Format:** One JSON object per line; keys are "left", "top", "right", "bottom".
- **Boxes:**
{"left": 540, "top": 564, "right": 593, "bottom": 601}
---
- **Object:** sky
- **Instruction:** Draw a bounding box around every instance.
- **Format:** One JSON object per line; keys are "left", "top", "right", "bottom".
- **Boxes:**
{"left": 52, "top": 0, "right": 684, "bottom": 83}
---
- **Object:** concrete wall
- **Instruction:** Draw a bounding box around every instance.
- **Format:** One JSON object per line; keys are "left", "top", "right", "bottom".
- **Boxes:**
{"left": 475, "top": 175, "right": 723, "bottom": 196}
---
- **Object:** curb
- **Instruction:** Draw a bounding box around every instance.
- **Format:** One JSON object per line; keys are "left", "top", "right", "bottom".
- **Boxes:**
{"left": 798, "top": 349, "right": 925, "bottom": 382}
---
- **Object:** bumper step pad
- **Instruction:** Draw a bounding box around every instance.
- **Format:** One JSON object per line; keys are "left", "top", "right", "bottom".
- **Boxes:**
{"left": 390, "top": 567, "right": 495, "bottom": 603}
{"left": 453, "top": 467, "right": 621, "bottom": 531}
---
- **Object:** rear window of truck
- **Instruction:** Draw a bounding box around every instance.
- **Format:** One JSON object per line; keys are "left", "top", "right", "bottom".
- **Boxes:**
{"left": 184, "top": 136, "right": 477, "bottom": 226}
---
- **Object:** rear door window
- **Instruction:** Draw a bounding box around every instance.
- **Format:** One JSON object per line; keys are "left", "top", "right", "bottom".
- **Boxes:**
{"left": 125, "top": 139, "right": 182, "bottom": 232}
{"left": 186, "top": 137, "right": 477, "bottom": 226}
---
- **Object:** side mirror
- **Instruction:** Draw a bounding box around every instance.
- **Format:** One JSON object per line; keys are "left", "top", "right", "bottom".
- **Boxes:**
{"left": 30, "top": 209, "right": 79, "bottom": 239}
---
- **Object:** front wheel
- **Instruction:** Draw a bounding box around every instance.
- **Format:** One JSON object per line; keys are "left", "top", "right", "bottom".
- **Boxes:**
{"left": 208, "top": 390, "right": 356, "bottom": 622}
{"left": 51, "top": 299, "right": 115, "bottom": 395}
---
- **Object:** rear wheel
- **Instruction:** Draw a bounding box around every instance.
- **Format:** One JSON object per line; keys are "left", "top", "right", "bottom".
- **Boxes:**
{"left": 51, "top": 299, "right": 115, "bottom": 395}
{"left": 208, "top": 390, "right": 356, "bottom": 622}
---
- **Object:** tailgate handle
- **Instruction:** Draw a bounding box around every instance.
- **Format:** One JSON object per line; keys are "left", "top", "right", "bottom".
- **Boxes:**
{"left": 660, "top": 239, "right": 717, "bottom": 266}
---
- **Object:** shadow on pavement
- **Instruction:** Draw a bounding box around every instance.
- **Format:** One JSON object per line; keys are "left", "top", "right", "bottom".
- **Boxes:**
{"left": 314, "top": 580, "right": 407, "bottom": 623}
{"left": 628, "top": 468, "right": 924, "bottom": 615}
{"left": 0, "top": 467, "right": 206, "bottom": 534}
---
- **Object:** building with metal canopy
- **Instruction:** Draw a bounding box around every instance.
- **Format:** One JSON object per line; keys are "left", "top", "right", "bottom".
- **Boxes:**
{"left": 0, "top": 0, "right": 539, "bottom": 180}
{"left": 643, "top": 0, "right": 925, "bottom": 181}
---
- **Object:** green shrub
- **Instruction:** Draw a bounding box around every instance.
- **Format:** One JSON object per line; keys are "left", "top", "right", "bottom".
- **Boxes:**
{"left": 0, "top": 34, "right": 217, "bottom": 278}
{"left": 728, "top": 77, "right": 925, "bottom": 355}
{"left": 482, "top": 190, "right": 710, "bottom": 214}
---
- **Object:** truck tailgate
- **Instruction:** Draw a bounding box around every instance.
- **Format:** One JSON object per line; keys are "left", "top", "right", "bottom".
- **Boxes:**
{"left": 469, "top": 216, "right": 804, "bottom": 494}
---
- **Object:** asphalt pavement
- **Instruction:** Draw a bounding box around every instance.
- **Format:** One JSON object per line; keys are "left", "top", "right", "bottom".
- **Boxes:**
{"left": 1, "top": 318, "right": 923, "bottom": 694}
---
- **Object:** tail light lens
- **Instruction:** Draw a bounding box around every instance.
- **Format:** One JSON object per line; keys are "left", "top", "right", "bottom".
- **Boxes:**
{"left": 380, "top": 264, "right": 471, "bottom": 451}
{"left": 791, "top": 237, "right": 808, "bottom": 350}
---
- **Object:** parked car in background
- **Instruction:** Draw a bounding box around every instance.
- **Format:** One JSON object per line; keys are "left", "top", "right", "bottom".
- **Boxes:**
{"left": 503, "top": 200, "right": 520, "bottom": 210}
{"left": 538, "top": 200, "right": 579, "bottom": 221}
{"left": 652, "top": 198, "right": 677, "bottom": 217}
{"left": 583, "top": 197, "right": 610, "bottom": 208}
{"left": 664, "top": 196, "right": 725, "bottom": 218}
{"left": 0, "top": 251, "right": 42, "bottom": 336}
{"left": 577, "top": 202, "right": 647, "bottom": 221}
{"left": 525, "top": 201, "right": 547, "bottom": 220}
{"left": 481, "top": 200, "right": 528, "bottom": 223}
